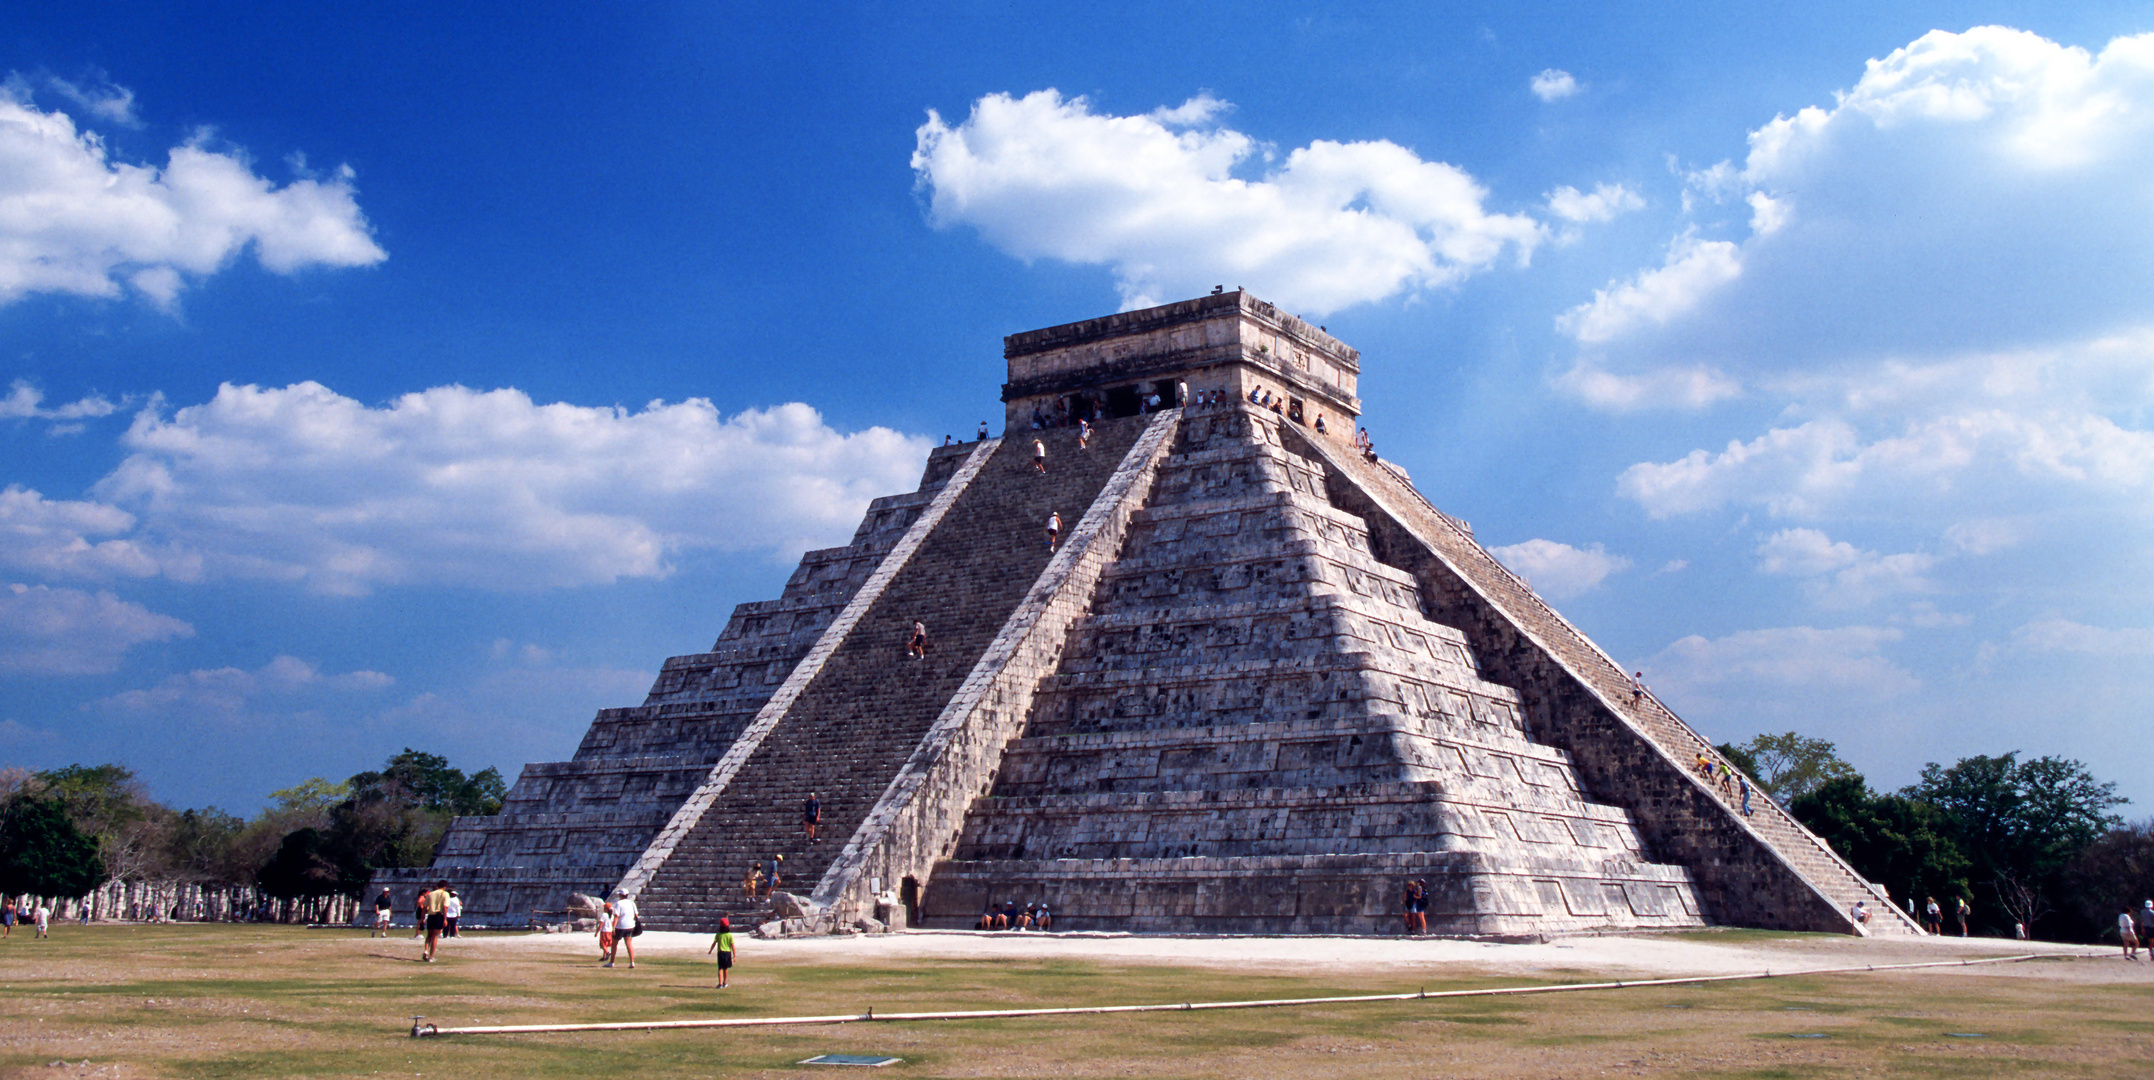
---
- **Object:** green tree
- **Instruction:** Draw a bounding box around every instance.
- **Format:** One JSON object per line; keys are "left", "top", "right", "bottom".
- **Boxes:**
{"left": 256, "top": 827, "right": 366, "bottom": 900}
{"left": 258, "top": 749, "right": 506, "bottom": 900}
{"left": 1904, "top": 752, "right": 2125, "bottom": 937}
{"left": 1792, "top": 775, "right": 1968, "bottom": 912}
{"left": 1727, "top": 732, "right": 1859, "bottom": 802}
{"left": 0, "top": 796, "right": 108, "bottom": 898}
{"left": 164, "top": 807, "right": 247, "bottom": 885}
{"left": 1906, "top": 753, "right": 2124, "bottom": 883}
{"left": 266, "top": 778, "right": 351, "bottom": 820}
{"left": 2063, "top": 821, "right": 2154, "bottom": 937}
{"left": 347, "top": 749, "right": 504, "bottom": 817}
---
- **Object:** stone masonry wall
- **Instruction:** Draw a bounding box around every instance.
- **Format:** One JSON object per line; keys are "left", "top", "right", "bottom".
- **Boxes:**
{"left": 1296, "top": 429, "right": 1905, "bottom": 934}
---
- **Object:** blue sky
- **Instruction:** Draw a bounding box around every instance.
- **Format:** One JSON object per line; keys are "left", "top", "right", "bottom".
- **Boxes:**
{"left": 4, "top": 2, "right": 2152, "bottom": 813}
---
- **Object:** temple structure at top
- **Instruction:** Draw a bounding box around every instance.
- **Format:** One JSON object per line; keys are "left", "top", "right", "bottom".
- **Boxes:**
{"left": 377, "top": 291, "right": 1919, "bottom": 939}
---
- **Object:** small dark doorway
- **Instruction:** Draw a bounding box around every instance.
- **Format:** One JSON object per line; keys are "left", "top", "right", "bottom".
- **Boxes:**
{"left": 1104, "top": 385, "right": 1143, "bottom": 418}
{"left": 900, "top": 875, "right": 921, "bottom": 928}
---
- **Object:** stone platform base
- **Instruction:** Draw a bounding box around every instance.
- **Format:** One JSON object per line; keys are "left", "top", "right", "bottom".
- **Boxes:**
{"left": 921, "top": 852, "right": 1704, "bottom": 937}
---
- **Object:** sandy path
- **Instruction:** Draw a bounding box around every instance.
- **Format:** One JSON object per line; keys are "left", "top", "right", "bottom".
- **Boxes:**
{"left": 474, "top": 928, "right": 2110, "bottom": 982}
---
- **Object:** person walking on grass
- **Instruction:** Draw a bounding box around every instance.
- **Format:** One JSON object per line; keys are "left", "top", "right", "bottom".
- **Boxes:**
{"left": 2120, "top": 907, "right": 2141, "bottom": 960}
{"left": 610, "top": 889, "right": 639, "bottom": 969}
{"left": 420, "top": 880, "right": 450, "bottom": 962}
{"left": 445, "top": 889, "right": 462, "bottom": 937}
{"left": 708, "top": 918, "right": 737, "bottom": 988}
{"left": 1957, "top": 897, "right": 1971, "bottom": 937}
{"left": 34, "top": 903, "right": 49, "bottom": 939}
{"left": 597, "top": 901, "right": 617, "bottom": 966}
{"left": 372, "top": 888, "right": 394, "bottom": 937}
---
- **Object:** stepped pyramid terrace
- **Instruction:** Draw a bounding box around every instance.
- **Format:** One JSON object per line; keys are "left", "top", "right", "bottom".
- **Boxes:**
{"left": 374, "top": 291, "right": 1921, "bottom": 939}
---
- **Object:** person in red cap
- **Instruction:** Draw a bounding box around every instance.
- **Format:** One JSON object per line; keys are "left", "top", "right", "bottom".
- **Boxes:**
{"left": 707, "top": 917, "right": 737, "bottom": 988}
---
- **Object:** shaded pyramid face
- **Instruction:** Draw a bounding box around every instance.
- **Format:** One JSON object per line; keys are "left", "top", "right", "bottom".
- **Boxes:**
{"left": 923, "top": 407, "right": 1706, "bottom": 936}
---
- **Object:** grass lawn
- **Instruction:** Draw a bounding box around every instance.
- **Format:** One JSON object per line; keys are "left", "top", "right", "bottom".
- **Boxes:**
{"left": 0, "top": 924, "right": 2146, "bottom": 1078}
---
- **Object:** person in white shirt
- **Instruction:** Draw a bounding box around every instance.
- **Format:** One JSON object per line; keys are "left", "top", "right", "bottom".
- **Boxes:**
{"left": 34, "top": 904, "right": 49, "bottom": 938}
{"left": 611, "top": 890, "right": 639, "bottom": 969}
{"left": 444, "top": 890, "right": 463, "bottom": 937}
{"left": 2119, "top": 908, "right": 2140, "bottom": 959}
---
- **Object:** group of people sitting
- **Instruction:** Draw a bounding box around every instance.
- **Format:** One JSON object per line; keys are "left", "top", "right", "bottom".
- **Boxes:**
{"left": 976, "top": 900, "right": 1053, "bottom": 931}
{"left": 1352, "top": 426, "right": 1379, "bottom": 462}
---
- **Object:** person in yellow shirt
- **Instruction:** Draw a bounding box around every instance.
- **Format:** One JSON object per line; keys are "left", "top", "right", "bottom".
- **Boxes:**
{"left": 420, "top": 881, "right": 451, "bottom": 962}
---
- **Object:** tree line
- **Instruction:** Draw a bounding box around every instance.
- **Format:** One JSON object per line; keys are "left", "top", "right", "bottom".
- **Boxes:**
{"left": 0, "top": 750, "right": 503, "bottom": 922}
{"left": 1719, "top": 732, "right": 2144, "bottom": 942}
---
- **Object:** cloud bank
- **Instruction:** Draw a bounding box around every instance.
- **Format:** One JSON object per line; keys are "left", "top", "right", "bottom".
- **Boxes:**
{"left": 1566, "top": 28, "right": 2154, "bottom": 373}
{"left": 60, "top": 382, "right": 933, "bottom": 595}
{"left": 0, "top": 82, "right": 384, "bottom": 308}
{"left": 912, "top": 90, "right": 1544, "bottom": 315}
{"left": 1489, "top": 538, "right": 1630, "bottom": 599}
{"left": 0, "top": 582, "right": 191, "bottom": 674}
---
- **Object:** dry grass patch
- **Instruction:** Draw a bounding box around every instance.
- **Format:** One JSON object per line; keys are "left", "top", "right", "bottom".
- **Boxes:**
{"left": 0, "top": 925, "right": 2144, "bottom": 1078}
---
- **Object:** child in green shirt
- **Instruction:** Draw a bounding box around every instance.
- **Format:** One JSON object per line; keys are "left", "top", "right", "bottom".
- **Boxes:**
{"left": 706, "top": 918, "right": 736, "bottom": 988}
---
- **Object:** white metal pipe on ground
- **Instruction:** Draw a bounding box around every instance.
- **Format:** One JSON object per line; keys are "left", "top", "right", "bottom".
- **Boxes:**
{"left": 411, "top": 951, "right": 2088, "bottom": 1037}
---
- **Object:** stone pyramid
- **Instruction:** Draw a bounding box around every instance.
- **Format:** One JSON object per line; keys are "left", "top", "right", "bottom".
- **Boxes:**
{"left": 385, "top": 292, "right": 1920, "bottom": 938}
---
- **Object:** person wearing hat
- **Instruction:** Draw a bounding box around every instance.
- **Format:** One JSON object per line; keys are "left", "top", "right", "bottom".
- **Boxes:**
{"left": 707, "top": 917, "right": 737, "bottom": 988}
{"left": 610, "top": 888, "right": 639, "bottom": 969}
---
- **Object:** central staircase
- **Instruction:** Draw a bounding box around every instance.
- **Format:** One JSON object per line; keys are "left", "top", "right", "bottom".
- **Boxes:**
{"left": 630, "top": 415, "right": 1156, "bottom": 927}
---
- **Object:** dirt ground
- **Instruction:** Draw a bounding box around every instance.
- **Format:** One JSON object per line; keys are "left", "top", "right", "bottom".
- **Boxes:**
{"left": 0, "top": 923, "right": 2146, "bottom": 1079}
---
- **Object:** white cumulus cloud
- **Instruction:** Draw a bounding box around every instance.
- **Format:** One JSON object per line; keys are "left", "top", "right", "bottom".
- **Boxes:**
{"left": 94, "top": 654, "right": 392, "bottom": 724}
{"left": 1558, "top": 231, "right": 1741, "bottom": 344}
{"left": 1618, "top": 409, "right": 2154, "bottom": 520}
{"left": 0, "top": 484, "right": 165, "bottom": 580}
{"left": 1530, "top": 69, "right": 1581, "bottom": 101}
{"left": 1, "top": 380, "right": 119, "bottom": 423}
{"left": 911, "top": 89, "right": 1544, "bottom": 316}
{"left": 1553, "top": 361, "right": 1741, "bottom": 412}
{"left": 0, "top": 82, "right": 384, "bottom": 308}
{"left": 85, "top": 381, "right": 932, "bottom": 595}
{"left": 1576, "top": 27, "right": 2154, "bottom": 362}
{"left": 1756, "top": 527, "right": 1934, "bottom": 607}
{"left": 1547, "top": 182, "right": 1642, "bottom": 223}
{"left": 1489, "top": 538, "right": 1631, "bottom": 599}
{"left": 2010, "top": 618, "right": 2154, "bottom": 657}
{"left": 0, "top": 582, "right": 191, "bottom": 675}
{"left": 1649, "top": 624, "right": 1918, "bottom": 700}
